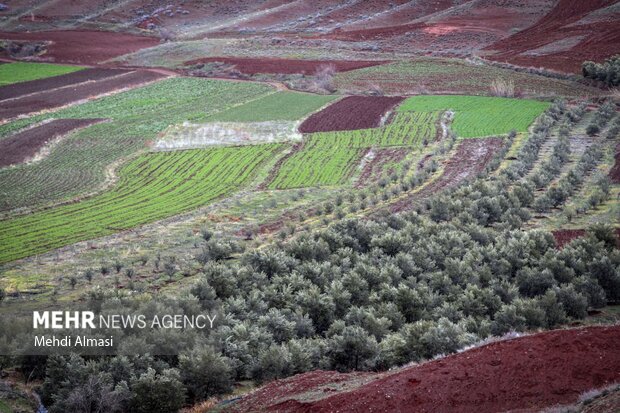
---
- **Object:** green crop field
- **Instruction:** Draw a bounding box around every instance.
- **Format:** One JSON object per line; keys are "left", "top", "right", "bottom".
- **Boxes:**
{"left": 333, "top": 58, "right": 601, "bottom": 97}
{"left": 0, "top": 61, "right": 84, "bottom": 85}
{"left": 0, "top": 144, "right": 282, "bottom": 263}
{"left": 398, "top": 95, "right": 549, "bottom": 138}
{"left": 268, "top": 111, "right": 439, "bottom": 189}
{"left": 0, "top": 78, "right": 274, "bottom": 212}
{"left": 204, "top": 91, "right": 338, "bottom": 122}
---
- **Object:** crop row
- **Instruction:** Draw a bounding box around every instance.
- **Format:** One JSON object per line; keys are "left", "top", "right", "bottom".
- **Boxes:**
{"left": 0, "top": 78, "right": 275, "bottom": 212}
{"left": 398, "top": 95, "right": 550, "bottom": 138}
{"left": 268, "top": 111, "right": 438, "bottom": 189}
{"left": 0, "top": 144, "right": 282, "bottom": 263}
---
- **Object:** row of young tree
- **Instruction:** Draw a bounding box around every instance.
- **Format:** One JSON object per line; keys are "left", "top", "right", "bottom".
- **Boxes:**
{"left": 7, "top": 100, "right": 619, "bottom": 413}
{"left": 586, "top": 100, "right": 616, "bottom": 136}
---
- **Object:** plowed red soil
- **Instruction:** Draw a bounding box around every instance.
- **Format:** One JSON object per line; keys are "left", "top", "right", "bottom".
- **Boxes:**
{"left": 184, "top": 57, "right": 389, "bottom": 75}
{"left": 299, "top": 96, "right": 404, "bottom": 133}
{"left": 390, "top": 138, "right": 504, "bottom": 213}
{"left": 0, "top": 68, "right": 130, "bottom": 101}
{"left": 553, "top": 228, "right": 620, "bottom": 248}
{"left": 228, "top": 325, "right": 620, "bottom": 413}
{"left": 610, "top": 143, "right": 620, "bottom": 183}
{"left": 0, "top": 31, "right": 159, "bottom": 64}
{"left": 0, "top": 70, "right": 166, "bottom": 121}
{"left": 0, "top": 119, "right": 106, "bottom": 167}
{"left": 485, "top": 0, "right": 620, "bottom": 73}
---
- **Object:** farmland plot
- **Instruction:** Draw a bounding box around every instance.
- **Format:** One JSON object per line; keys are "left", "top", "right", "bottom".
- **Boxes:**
{"left": 0, "top": 70, "right": 167, "bottom": 121}
{"left": 204, "top": 91, "right": 337, "bottom": 123}
{"left": 0, "top": 144, "right": 282, "bottom": 263}
{"left": 0, "top": 62, "right": 84, "bottom": 86}
{"left": 185, "top": 57, "right": 390, "bottom": 75}
{"left": 268, "top": 111, "right": 439, "bottom": 189}
{"left": 0, "top": 118, "right": 106, "bottom": 167}
{"left": 0, "top": 68, "right": 129, "bottom": 101}
{"left": 333, "top": 58, "right": 601, "bottom": 97}
{"left": 398, "top": 95, "right": 549, "bottom": 138}
{"left": 299, "top": 96, "right": 404, "bottom": 133}
{"left": 0, "top": 78, "right": 274, "bottom": 212}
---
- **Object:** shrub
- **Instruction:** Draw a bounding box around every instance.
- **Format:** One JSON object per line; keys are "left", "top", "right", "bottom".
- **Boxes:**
{"left": 130, "top": 368, "right": 185, "bottom": 413}
{"left": 582, "top": 55, "right": 620, "bottom": 87}
{"left": 179, "top": 346, "right": 234, "bottom": 403}
{"left": 327, "top": 325, "right": 379, "bottom": 371}
{"left": 586, "top": 123, "right": 600, "bottom": 136}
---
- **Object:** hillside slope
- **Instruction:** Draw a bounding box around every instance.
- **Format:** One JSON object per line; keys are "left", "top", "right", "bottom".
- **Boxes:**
{"left": 228, "top": 325, "right": 620, "bottom": 413}
{"left": 1, "top": 1, "right": 619, "bottom": 72}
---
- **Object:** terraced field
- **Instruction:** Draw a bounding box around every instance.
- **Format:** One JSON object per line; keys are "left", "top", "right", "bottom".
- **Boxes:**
{"left": 333, "top": 58, "right": 602, "bottom": 97}
{"left": 268, "top": 111, "right": 438, "bottom": 189}
{"left": 204, "top": 91, "right": 337, "bottom": 122}
{"left": 398, "top": 95, "right": 549, "bottom": 138}
{"left": 0, "top": 61, "right": 84, "bottom": 85}
{"left": 0, "top": 78, "right": 275, "bottom": 212}
{"left": 0, "top": 144, "right": 282, "bottom": 263}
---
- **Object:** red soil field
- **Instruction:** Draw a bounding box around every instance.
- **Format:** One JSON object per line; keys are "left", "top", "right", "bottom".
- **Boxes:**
{"left": 0, "top": 68, "right": 130, "bottom": 101}
{"left": 553, "top": 229, "right": 587, "bottom": 248}
{"left": 184, "top": 57, "right": 389, "bottom": 75}
{"left": 610, "top": 143, "right": 620, "bottom": 183}
{"left": 0, "top": 30, "right": 159, "bottom": 64}
{"left": 229, "top": 325, "right": 620, "bottom": 413}
{"left": 0, "top": 70, "right": 166, "bottom": 121}
{"left": 553, "top": 228, "right": 620, "bottom": 248}
{"left": 390, "top": 138, "right": 504, "bottom": 213}
{"left": 0, "top": 119, "right": 106, "bottom": 167}
{"left": 485, "top": 0, "right": 620, "bottom": 73}
{"left": 299, "top": 96, "right": 404, "bottom": 133}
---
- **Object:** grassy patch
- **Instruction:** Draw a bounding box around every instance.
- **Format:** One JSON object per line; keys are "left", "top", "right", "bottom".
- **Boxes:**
{"left": 0, "top": 144, "right": 282, "bottom": 263}
{"left": 399, "top": 95, "right": 549, "bottom": 138}
{"left": 0, "top": 61, "right": 84, "bottom": 85}
{"left": 204, "top": 91, "right": 338, "bottom": 122}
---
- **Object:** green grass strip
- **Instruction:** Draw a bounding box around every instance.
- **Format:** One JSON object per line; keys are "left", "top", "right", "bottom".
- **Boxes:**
{"left": 0, "top": 61, "right": 84, "bottom": 85}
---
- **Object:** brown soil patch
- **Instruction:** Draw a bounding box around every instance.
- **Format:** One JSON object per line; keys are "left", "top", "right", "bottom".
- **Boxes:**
{"left": 0, "top": 30, "right": 159, "bottom": 64}
{"left": 390, "top": 138, "right": 504, "bottom": 213}
{"left": 185, "top": 57, "right": 389, "bottom": 75}
{"left": 553, "top": 228, "right": 620, "bottom": 248}
{"left": 299, "top": 96, "right": 404, "bottom": 133}
{"left": 0, "top": 118, "right": 106, "bottom": 167}
{"left": 610, "top": 143, "right": 620, "bottom": 183}
{"left": 229, "top": 325, "right": 620, "bottom": 413}
{"left": 0, "top": 70, "right": 166, "bottom": 121}
{"left": 553, "top": 229, "right": 587, "bottom": 248}
{"left": 355, "top": 148, "right": 410, "bottom": 188}
{"left": 0, "top": 68, "right": 130, "bottom": 101}
{"left": 485, "top": 0, "right": 620, "bottom": 73}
